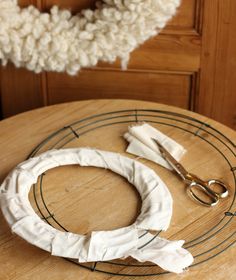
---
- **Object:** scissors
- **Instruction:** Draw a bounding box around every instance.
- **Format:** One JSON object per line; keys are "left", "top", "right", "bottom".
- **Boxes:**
{"left": 153, "top": 139, "right": 229, "bottom": 207}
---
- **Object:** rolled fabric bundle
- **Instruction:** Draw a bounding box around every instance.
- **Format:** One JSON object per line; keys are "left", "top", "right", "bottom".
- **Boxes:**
{"left": 124, "top": 123, "right": 186, "bottom": 169}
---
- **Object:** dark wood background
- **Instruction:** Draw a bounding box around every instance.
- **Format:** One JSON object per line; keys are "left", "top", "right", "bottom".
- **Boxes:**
{"left": 0, "top": 0, "right": 235, "bottom": 130}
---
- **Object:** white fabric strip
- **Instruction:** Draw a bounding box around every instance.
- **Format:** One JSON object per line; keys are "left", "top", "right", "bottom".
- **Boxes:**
{"left": 124, "top": 123, "right": 186, "bottom": 169}
{"left": 0, "top": 148, "right": 193, "bottom": 273}
{"left": 130, "top": 233, "right": 193, "bottom": 274}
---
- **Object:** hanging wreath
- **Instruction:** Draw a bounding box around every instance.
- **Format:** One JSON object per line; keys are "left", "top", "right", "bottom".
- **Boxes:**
{"left": 0, "top": 0, "right": 181, "bottom": 75}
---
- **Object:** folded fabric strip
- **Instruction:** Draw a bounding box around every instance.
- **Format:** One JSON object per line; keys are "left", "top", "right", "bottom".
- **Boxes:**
{"left": 124, "top": 123, "right": 186, "bottom": 169}
{"left": 0, "top": 148, "right": 193, "bottom": 273}
{"left": 129, "top": 232, "right": 192, "bottom": 274}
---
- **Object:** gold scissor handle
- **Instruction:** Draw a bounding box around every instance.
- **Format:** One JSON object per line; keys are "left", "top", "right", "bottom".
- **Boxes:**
{"left": 186, "top": 175, "right": 229, "bottom": 207}
{"left": 152, "top": 139, "right": 230, "bottom": 207}
{"left": 207, "top": 179, "right": 229, "bottom": 198}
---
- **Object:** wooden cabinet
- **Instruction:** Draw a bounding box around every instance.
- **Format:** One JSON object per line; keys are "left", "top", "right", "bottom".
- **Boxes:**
{"left": 0, "top": 0, "right": 236, "bottom": 130}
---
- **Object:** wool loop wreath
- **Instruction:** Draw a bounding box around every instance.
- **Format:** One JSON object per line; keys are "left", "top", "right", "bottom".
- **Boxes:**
{"left": 0, "top": 0, "right": 181, "bottom": 75}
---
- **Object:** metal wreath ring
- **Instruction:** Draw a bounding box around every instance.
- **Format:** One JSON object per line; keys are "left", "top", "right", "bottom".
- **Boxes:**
{"left": 0, "top": 147, "right": 193, "bottom": 273}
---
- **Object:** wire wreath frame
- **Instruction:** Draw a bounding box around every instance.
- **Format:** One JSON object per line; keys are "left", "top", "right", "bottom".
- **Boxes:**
{"left": 27, "top": 109, "right": 236, "bottom": 277}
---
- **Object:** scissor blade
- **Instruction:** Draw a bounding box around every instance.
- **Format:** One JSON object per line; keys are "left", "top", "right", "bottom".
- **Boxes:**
{"left": 152, "top": 138, "right": 188, "bottom": 180}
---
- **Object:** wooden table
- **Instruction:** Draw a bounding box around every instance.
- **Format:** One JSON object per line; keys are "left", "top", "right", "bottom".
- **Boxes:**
{"left": 0, "top": 100, "right": 235, "bottom": 280}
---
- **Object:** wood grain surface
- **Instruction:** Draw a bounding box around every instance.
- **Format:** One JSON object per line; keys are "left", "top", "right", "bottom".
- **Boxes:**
{"left": 0, "top": 100, "right": 235, "bottom": 280}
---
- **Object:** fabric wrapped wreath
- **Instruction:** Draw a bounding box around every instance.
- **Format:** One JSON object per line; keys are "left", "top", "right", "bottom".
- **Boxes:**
{"left": 0, "top": 148, "right": 193, "bottom": 274}
{"left": 0, "top": 0, "right": 181, "bottom": 75}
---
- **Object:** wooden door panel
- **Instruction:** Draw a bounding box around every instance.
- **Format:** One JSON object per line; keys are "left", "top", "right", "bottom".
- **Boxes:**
{"left": 197, "top": 0, "right": 236, "bottom": 130}
{"left": 0, "top": 0, "right": 201, "bottom": 117}
{"left": 165, "top": 0, "right": 202, "bottom": 32}
{"left": 43, "top": 0, "right": 201, "bottom": 109}
{"left": 43, "top": 0, "right": 198, "bottom": 31}
{"left": 42, "top": 1, "right": 201, "bottom": 72}
{"left": 1, "top": 0, "right": 235, "bottom": 130}
{"left": 0, "top": 0, "right": 44, "bottom": 118}
{"left": 98, "top": 35, "right": 200, "bottom": 72}
{"left": 47, "top": 71, "right": 192, "bottom": 109}
{"left": 42, "top": 0, "right": 95, "bottom": 11}
{"left": 1, "top": 65, "right": 44, "bottom": 118}
{"left": 20, "top": 0, "right": 199, "bottom": 113}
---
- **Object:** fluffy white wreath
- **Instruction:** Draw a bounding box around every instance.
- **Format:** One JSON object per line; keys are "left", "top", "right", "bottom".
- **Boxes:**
{"left": 0, "top": 0, "right": 181, "bottom": 75}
